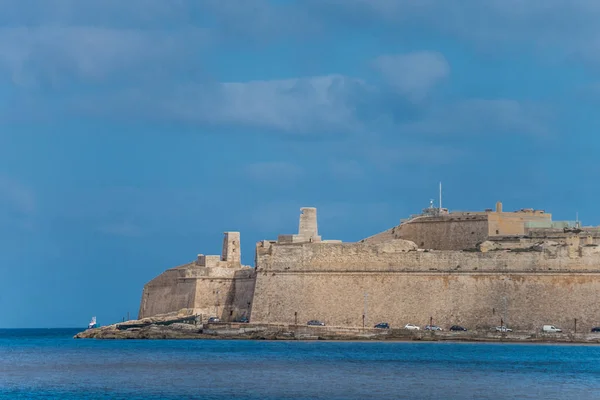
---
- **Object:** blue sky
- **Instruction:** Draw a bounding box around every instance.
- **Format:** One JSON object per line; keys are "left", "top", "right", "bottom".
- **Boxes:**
{"left": 1, "top": 0, "right": 600, "bottom": 328}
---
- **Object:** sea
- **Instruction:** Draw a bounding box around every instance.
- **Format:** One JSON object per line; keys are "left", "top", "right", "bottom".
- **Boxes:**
{"left": 1, "top": 329, "right": 600, "bottom": 399}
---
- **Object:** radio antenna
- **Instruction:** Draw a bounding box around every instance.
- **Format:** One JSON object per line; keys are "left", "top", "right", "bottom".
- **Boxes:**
{"left": 439, "top": 182, "right": 442, "bottom": 212}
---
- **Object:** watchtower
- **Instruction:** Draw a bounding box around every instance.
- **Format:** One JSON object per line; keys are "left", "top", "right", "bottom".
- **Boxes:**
{"left": 221, "top": 231, "right": 241, "bottom": 266}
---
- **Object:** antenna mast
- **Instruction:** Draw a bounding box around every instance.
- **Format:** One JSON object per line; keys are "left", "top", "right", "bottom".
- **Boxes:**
{"left": 439, "top": 182, "right": 442, "bottom": 212}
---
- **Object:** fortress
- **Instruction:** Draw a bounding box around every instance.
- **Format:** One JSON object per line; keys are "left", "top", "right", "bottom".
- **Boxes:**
{"left": 138, "top": 202, "right": 600, "bottom": 332}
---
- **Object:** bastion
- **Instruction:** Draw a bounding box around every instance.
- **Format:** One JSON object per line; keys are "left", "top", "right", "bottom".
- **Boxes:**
{"left": 138, "top": 232, "right": 255, "bottom": 321}
{"left": 138, "top": 203, "right": 600, "bottom": 333}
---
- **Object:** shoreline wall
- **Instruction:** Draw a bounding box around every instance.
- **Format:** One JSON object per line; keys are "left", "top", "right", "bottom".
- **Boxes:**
{"left": 251, "top": 240, "right": 600, "bottom": 331}
{"left": 138, "top": 265, "right": 256, "bottom": 321}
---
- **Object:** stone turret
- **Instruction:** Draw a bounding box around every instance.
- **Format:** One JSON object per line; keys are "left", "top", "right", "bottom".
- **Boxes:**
{"left": 277, "top": 207, "right": 322, "bottom": 244}
{"left": 196, "top": 231, "right": 242, "bottom": 268}
{"left": 297, "top": 207, "right": 321, "bottom": 242}
{"left": 222, "top": 231, "right": 241, "bottom": 266}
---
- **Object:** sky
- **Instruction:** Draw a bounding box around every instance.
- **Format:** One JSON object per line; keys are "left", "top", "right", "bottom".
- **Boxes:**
{"left": 1, "top": 0, "right": 600, "bottom": 328}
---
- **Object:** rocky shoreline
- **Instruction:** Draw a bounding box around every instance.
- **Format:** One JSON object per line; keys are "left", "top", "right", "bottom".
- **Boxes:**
{"left": 74, "top": 314, "right": 600, "bottom": 343}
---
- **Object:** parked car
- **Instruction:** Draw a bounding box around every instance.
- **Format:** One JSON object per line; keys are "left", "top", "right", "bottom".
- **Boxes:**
{"left": 374, "top": 322, "right": 390, "bottom": 329}
{"left": 495, "top": 326, "right": 513, "bottom": 332}
{"left": 404, "top": 323, "right": 420, "bottom": 330}
{"left": 236, "top": 316, "right": 249, "bottom": 323}
{"left": 307, "top": 320, "right": 325, "bottom": 326}
{"left": 449, "top": 325, "right": 467, "bottom": 331}
{"left": 592, "top": 327, "right": 600, "bottom": 332}
{"left": 542, "top": 325, "right": 562, "bottom": 333}
{"left": 424, "top": 325, "right": 442, "bottom": 331}
{"left": 207, "top": 317, "right": 220, "bottom": 323}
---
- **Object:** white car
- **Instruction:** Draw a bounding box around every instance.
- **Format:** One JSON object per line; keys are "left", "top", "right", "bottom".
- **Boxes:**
{"left": 543, "top": 325, "right": 562, "bottom": 333}
{"left": 404, "top": 323, "right": 420, "bottom": 330}
{"left": 495, "top": 326, "right": 512, "bottom": 332}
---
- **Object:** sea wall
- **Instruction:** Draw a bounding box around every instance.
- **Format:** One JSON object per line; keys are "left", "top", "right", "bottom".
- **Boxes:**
{"left": 251, "top": 240, "right": 600, "bottom": 331}
{"left": 192, "top": 269, "right": 256, "bottom": 321}
{"left": 138, "top": 264, "right": 256, "bottom": 321}
{"left": 138, "top": 266, "right": 197, "bottom": 319}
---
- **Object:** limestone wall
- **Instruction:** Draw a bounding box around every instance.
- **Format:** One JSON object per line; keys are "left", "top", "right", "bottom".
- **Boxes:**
{"left": 488, "top": 211, "right": 551, "bottom": 236}
{"left": 362, "top": 216, "right": 489, "bottom": 250}
{"left": 138, "top": 265, "right": 256, "bottom": 321}
{"left": 138, "top": 265, "right": 196, "bottom": 319}
{"left": 257, "top": 240, "right": 600, "bottom": 272}
{"left": 192, "top": 269, "right": 256, "bottom": 321}
{"left": 251, "top": 240, "right": 600, "bottom": 331}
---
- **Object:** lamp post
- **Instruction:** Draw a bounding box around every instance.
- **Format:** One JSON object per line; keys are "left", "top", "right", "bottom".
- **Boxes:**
{"left": 363, "top": 292, "right": 368, "bottom": 330}
{"left": 215, "top": 289, "right": 218, "bottom": 317}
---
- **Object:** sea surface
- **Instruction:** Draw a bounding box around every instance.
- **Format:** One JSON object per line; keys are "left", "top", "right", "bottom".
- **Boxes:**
{"left": 1, "top": 329, "right": 600, "bottom": 399}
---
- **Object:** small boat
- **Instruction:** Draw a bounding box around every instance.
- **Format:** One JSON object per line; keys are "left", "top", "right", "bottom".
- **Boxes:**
{"left": 88, "top": 316, "right": 97, "bottom": 329}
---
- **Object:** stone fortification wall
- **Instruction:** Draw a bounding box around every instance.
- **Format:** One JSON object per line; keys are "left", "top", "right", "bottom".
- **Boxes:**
{"left": 138, "top": 265, "right": 197, "bottom": 319}
{"left": 527, "top": 228, "right": 600, "bottom": 244}
{"left": 488, "top": 211, "right": 550, "bottom": 236}
{"left": 361, "top": 215, "right": 489, "bottom": 250}
{"left": 138, "top": 231, "right": 255, "bottom": 321}
{"left": 192, "top": 269, "right": 255, "bottom": 321}
{"left": 256, "top": 239, "right": 600, "bottom": 273}
{"left": 251, "top": 240, "right": 600, "bottom": 331}
{"left": 361, "top": 203, "right": 557, "bottom": 251}
{"left": 139, "top": 263, "right": 256, "bottom": 320}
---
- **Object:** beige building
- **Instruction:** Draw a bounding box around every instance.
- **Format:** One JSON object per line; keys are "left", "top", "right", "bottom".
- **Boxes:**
{"left": 361, "top": 201, "right": 575, "bottom": 250}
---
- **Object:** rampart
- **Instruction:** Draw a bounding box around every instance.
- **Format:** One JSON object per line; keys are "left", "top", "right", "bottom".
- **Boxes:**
{"left": 251, "top": 239, "right": 600, "bottom": 331}
{"left": 138, "top": 232, "right": 255, "bottom": 321}
{"left": 137, "top": 203, "right": 600, "bottom": 336}
{"left": 361, "top": 215, "right": 489, "bottom": 250}
{"left": 362, "top": 201, "right": 558, "bottom": 250}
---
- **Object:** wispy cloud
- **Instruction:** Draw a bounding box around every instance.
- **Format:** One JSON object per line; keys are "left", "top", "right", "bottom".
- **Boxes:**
{"left": 0, "top": 0, "right": 554, "bottom": 142}
{"left": 0, "top": 26, "right": 208, "bottom": 86}
{"left": 20, "top": 74, "right": 377, "bottom": 135}
{"left": 373, "top": 52, "right": 449, "bottom": 102}
{"left": 306, "top": 0, "right": 600, "bottom": 65}
{"left": 165, "top": 75, "right": 371, "bottom": 133}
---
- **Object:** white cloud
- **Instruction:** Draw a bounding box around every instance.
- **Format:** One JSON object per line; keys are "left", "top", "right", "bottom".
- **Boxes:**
{"left": 179, "top": 75, "right": 369, "bottom": 133}
{"left": 0, "top": 26, "right": 208, "bottom": 85}
{"left": 56, "top": 74, "right": 373, "bottom": 135}
{"left": 0, "top": 1, "right": 554, "bottom": 141}
{"left": 309, "top": 0, "right": 600, "bottom": 65}
{"left": 373, "top": 52, "right": 449, "bottom": 101}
